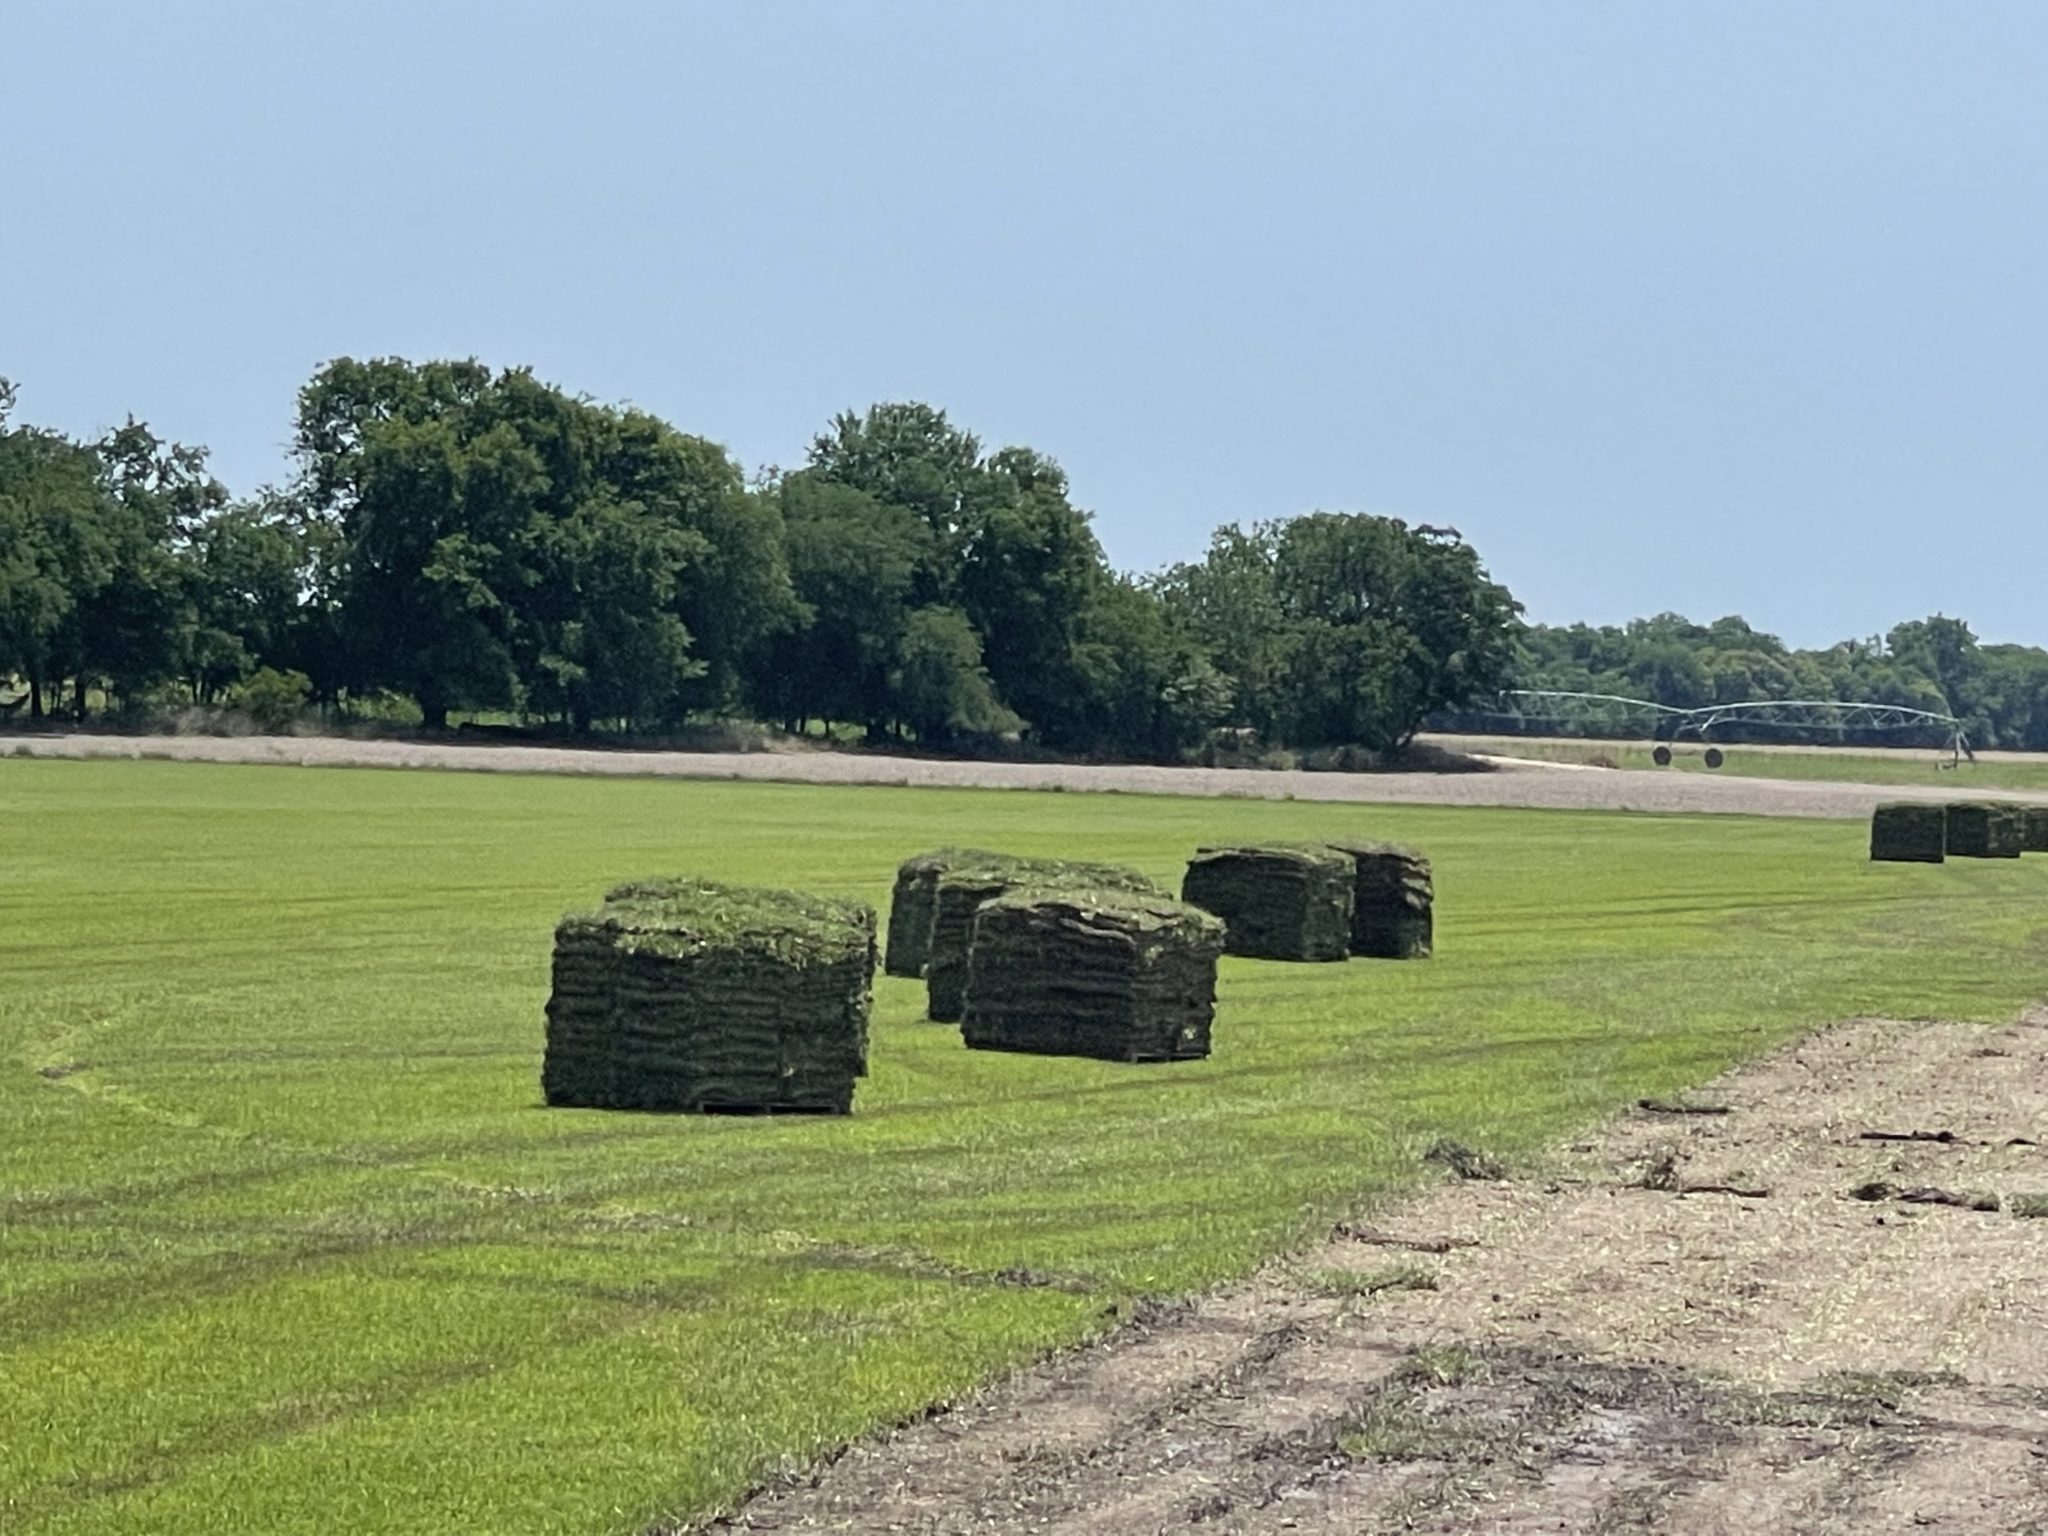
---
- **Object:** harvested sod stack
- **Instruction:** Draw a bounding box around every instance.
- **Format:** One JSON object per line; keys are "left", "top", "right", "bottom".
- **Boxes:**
{"left": 1326, "top": 840, "right": 1434, "bottom": 958}
{"left": 2023, "top": 807, "right": 2048, "bottom": 855}
{"left": 925, "top": 855, "right": 1165, "bottom": 1023}
{"left": 1945, "top": 802, "right": 2023, "bottom": 859}
{"left": 1869, "top": 802, "right": 1947, "bottom": 864}
{"left": 960, "top": 890, "right": 1225, "bottom": 1062}
{"left": 884, "top": 847, "right": 1004, "bottom": 977}
{"left": 1180, "top": 844, "right": 1355, "bottom": 961}
{"left": 543, "top": 878, "right": 876, "bottom": 1114}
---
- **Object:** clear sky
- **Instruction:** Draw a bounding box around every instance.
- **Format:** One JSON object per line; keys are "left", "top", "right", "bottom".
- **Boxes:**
{"left": 6, "top": 2, "right": 2044, "bottom": 648}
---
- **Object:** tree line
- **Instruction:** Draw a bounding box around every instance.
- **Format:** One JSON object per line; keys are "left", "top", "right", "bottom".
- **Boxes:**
{"left": 9, "top": 357, "right": 2040, "bottom": 759}
{"left": 0, "top": 359, "right": 1520, "bottom": 758}
{"left": 1501, "top": 611, "right": 2048, "bottom": 751}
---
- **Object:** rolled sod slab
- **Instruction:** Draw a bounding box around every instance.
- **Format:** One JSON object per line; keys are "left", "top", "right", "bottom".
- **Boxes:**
{"left": 884, "top": 847, "right": 1005, "bottom": 977}
{"left": 1179, "top": 843, "right": 1355, "bottom": 962}
{"left": 543, "top": 878, "right": 877, "bottom": 1114}
{"left": 1869, "top": 802, "right": 1946, "bottom": 864}
{"left": 1945, "top": 802, "right": 2023, "bottom": 859}
{"left": 1325, "top": 840, "right": 1434, "bottom": 958}
{"left": 2023, "top": 806, "right": 2048, "bottom": 855}
{"left": 961, "top": 889, "right": 1225, "bottom": 1062}
{"left": 923, "top": 855, "right": 1166, "bottom": 1023}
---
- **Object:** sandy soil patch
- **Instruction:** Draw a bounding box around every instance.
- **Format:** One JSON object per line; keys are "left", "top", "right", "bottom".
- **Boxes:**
{"left": 702, "top": 1013, "right": 2048, "bottom": 1535}
{"left": 16, "top": 732, "right": 2048, "bottom": 821}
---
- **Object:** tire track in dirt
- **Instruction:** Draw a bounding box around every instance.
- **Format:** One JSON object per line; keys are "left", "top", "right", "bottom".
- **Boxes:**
{"left": 701, "top": 1014, "right": 2048, "bottom": 1535}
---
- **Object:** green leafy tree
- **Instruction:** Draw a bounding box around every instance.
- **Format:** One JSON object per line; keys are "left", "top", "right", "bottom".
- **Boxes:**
{"left": 1165, "top": 513, "right": 1521, "bottom": 753}
{"left": 753, "top": 472, "right": 931, "bottom": 737}
{"left": 0, "top": 396, "right": 119, "bottom": 719}
{"left": 954, "top": 447, "right": 1107, "bottom": 746}
{"left": 526, "top": 491, "right": 705, "bottom": 732}
{"left": 1153, "top": 525, "right": 1291, "bottom": 739}
{"left": 1066, "top": 577, "right": 1232, "bottom": 758}
{"left": 892, "top": 605, "right": 1019, "bottom": 747}
{"left": 186, "top": 493, "right": 326, "bottom": 704}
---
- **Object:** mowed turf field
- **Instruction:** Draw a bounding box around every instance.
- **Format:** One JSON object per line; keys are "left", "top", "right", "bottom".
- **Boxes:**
{"left": 8, "top": 759, "right": 2048, "bottom": 1534}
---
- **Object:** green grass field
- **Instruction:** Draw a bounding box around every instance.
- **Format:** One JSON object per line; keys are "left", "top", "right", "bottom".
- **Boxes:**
{"left": 1442, "top": 733, "right": 2048, "bottom": 791}
{"left": 8, "top": 759, "right": 2048, "bottom": 1534}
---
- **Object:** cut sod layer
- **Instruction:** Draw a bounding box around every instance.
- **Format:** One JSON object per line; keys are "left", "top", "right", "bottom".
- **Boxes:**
{"left": 961, "top": 889, "right": 1225, "bottom": 1062}
{"left": 1945, "top": 802, "right": 2023, "bottom": 860}
{"left": 1326, "top": 840, "right": 1434, "bottom": 958}
{"left": 543, "top": 878, "right": 877, "bottom": 1113}
{"left": 2023, "top": 807, "right": 2048, "bottom": 855}
{"left": 924, "top": 855, "right": 1165, "bottom": 1023}
{"left": 1181, "top": 843, "right": 1355, "bottom": 962}
{"left": 884, "top": 847, "right": 1005, "bottom": 977}
{"left": 1869, "top": 803, "right": 1947, "bottom": 864}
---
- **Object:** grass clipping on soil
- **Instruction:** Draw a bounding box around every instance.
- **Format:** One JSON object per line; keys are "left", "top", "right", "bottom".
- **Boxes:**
{"left": 1945, "top": 801, "right": 2022, "bottom": 860}
{"left": 543, "top": 877, "right": 876, "bottom": 1114}
{"left": 1870, "top": 802, "right": 1947, "bottom": 864}
{"left": 961, "top": 888, "right": 1225, "bottom": 1062}
{"left": 1326, "top": 840, "right": 1434, "bottom": 958}
{"left": 1181, "top": 843, "right": 1355, "bottom": 961}
{"left": 922, "top": 854, "right": 1166, "bottom": 1022}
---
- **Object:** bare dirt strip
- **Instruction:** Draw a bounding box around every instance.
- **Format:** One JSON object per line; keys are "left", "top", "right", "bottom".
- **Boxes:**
{"left": 14, "top": 732, "right": 2048, "bottom": 820}
{"left": 700, "top": 1013, "right": 2048, "bottom": 1536}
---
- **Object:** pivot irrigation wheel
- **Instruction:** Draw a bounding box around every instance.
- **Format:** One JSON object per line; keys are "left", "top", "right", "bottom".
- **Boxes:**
{"left": 1651, "top": 744, "right": 1673, "bottom": 767}
{"left": 1702, "top": 748, "right": 1725, "bottom": 769}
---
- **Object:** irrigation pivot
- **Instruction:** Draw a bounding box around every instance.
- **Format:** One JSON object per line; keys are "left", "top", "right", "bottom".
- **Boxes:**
{"left": 1481, "top": 691, "right": 1970, "bottom": 768}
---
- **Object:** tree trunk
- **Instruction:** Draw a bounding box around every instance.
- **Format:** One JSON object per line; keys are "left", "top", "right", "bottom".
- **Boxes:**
{"left": 73, "top": 676, "right": 88, "bottom": 720}
{"left": 29, "top": 676, "right": 43, "bottom": 721}
{"left": 420, "top": 700, "right": 449, "bottom": 731}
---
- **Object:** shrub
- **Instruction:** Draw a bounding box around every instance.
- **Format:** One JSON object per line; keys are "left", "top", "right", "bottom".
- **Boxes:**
{"left": 235, "top": 668, "right": 312, "bottom": 732}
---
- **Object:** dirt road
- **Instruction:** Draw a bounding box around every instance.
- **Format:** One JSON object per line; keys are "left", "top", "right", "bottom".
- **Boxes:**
{"left": 704, "top": 1014, "right": 2048, "bottom": 1535}
{"left": 15, "top": 732, "right": 2048, "bottom": 821}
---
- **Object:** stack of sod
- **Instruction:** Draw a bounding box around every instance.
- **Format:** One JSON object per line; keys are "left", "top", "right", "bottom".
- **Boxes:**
{"left": 2023, "top": 806, "right": 2048, "bottom": 855}
{"left": 884, "top": 847, "right": 1005, "bottom": 977}
{"left": 1945, "top": 802, "right": 2023, "bottom": 859}
{"left": 1180, "top": 844, "right": 1355, "bottom": 961}
{"left": 1325, "top": 840, "right": 1434, "bottom": 958}
{"left": 1869, "top": 803, "right": 1947, "bottom": 863}
{"left": 543, "top": 878, "right": 876, "bottom": 1114}
{"left": 924, "top": 854, "right": 1166, "bottom": 1023}
{"left": 961, "top": 889, "right": 1225, "bottom": 1062}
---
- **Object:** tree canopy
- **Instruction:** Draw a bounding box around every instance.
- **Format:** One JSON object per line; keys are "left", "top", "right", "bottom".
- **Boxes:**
{"left": 10, "top": 357, "right": 2040, "bottom": 759}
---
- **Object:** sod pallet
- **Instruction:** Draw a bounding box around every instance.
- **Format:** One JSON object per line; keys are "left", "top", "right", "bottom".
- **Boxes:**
{"left": 543, "top": 878, "right": 876, "bottom": 1114}
{"left": 1326, "top": 840, "right": 1434, "bottom": 958}
{"left": 1180, "top": 844, "right": 1354, "bottom": 962}
{"left": 1946, "top": 802, "right": 2022, "bottom": 860}
{"left": 960, "top": 890, "right": 1225, "bottom": 1062}
{"left": 2023, "top": 807, "right": 2048, "bottom": 855}
{"left": 884, "top": 847, "right": 1004, "bottom": 977}
{"left": 924, "top": 855, "right": 1165, "bottom": 1023}
{"left": 1869, "top": 803, "right": 1946, "bottom": 864}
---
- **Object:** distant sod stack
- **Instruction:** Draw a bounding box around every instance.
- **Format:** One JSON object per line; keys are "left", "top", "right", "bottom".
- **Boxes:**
{"left": 924, "top": 855, "right": 1166, "bottom": 1023}
{"left": 1945, "top": 802, "right": 2023, "bottom": 860}
{"left": 961, "top": 890, "right": 1225, "bottom": 1062}
{"left": 1869, "top": 803, "right": 1946, "bottom": 864}
{"left": 884, "top": 847, "right": 1003, "bottom": 977}
{"left": 543, "top": 878, "right": 876, "bottom": 1114}
{"left": 1326, "top": 840, "right": 1434, "bottom": 958}
{"left": 1180, "top": 844, "right": 1354, "bottom": 961}
{"left": 2023, "top": 807, "right": 2048, "bottom": 855}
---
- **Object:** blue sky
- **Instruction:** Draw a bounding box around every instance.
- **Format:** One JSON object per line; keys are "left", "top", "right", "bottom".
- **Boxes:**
{"left": 6, "top": 2, "right": 2044, "bottom": 647}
